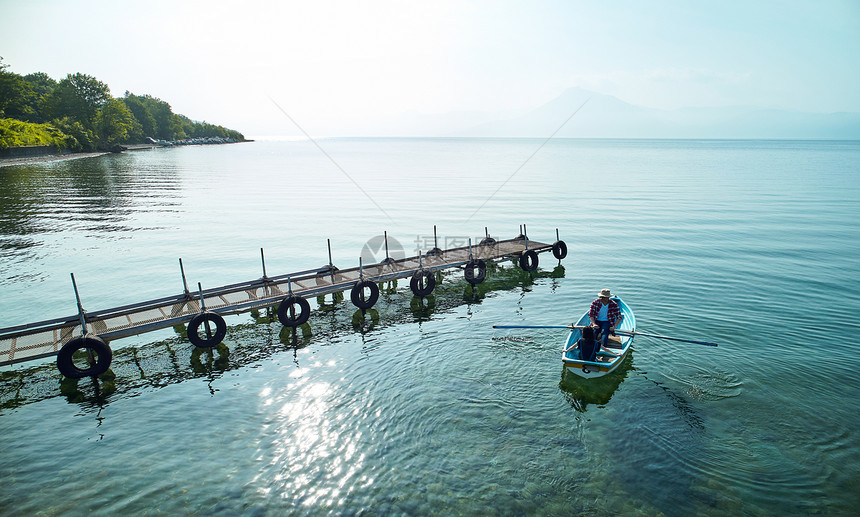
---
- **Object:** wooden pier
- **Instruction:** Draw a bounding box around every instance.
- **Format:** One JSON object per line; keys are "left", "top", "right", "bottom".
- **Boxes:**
{"left": 0, "top": 228, "right": 567, "bottom": 378}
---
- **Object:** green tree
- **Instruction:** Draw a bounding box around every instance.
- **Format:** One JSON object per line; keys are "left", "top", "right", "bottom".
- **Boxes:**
{"left": 133, "top": 94, "right": 184, "bottom": 140}
{"left": 0, "top": 56, "right": 12, "bottom": 115}
{"left": 0, "top": 57, "right": 37, "bottom": 121}
{"left": 176, "top": 113, "right": 244, "bottom": 141}
{"left": 52, "top": 117, "right": 96, "bottom": 152}
{"left": 21, "top": 72, "right": 56, "bottom": 122}
{"left": 22, "top": 72, "right": 57, "bottom": 97}
{"left": 96, "top": 98, "right": 141, "bottom": 148}
{"left": 42, "top": 73, "right": 110, "bottom": 129}
{"left": 2, "top": 58, "right": 243, "bottom": 149}
{"left": 23, "top": 72, "right": 58, "bottom": 122}
{"left": 122, "top": 92, "right": 157, "bottom": 138}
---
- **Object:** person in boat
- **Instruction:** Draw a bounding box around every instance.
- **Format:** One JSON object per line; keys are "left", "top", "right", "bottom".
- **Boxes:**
{"left": 589, "top": 288, "right": 623, "bottom": 350}
{"left": 564, "top": 325, "right": 599, "bottom": 362}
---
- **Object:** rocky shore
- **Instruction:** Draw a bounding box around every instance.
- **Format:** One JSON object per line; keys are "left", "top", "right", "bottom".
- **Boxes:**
{"left": 145, "top": 136, "right": 246, "bottom": 146}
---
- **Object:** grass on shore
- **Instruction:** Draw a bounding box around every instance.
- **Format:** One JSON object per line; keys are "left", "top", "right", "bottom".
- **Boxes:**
{"left": 0, "top": 118, "right": 76, "bottom": 150}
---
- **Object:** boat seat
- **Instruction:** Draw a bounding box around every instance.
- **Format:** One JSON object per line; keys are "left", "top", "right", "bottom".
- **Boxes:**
{"left": 605, "top": 335, "right": 623, "bottom": 349}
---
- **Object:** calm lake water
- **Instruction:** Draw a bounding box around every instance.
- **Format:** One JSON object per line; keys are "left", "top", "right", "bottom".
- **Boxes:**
{"left": 1, "top": 138, "right": 859, "bottom": 515}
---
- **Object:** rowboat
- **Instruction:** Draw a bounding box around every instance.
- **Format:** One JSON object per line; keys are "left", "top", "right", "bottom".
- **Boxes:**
{"left": 561, "top": 297, "right": 636, "bottom": 378}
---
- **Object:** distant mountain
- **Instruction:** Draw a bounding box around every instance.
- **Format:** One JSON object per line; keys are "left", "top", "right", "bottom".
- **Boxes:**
{"left": 371, "top": 109, "right": 518, "bottom": 137}
{"left": 451, "top": 87, "right": 860, "bottom": 139}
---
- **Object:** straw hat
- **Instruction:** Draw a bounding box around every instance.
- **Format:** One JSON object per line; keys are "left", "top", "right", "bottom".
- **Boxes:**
{"left": 598, "top": 289, "right": 613, "bottom": 298}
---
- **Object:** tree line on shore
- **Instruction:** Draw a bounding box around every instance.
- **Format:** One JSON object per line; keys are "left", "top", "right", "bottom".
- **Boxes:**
{"left": 0, "top": 57, "right": 244, "bottom": 151}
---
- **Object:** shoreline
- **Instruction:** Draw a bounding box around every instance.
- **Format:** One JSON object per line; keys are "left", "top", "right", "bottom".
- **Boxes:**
{"left": 0, "top": 151, "right": 111, "bottom": 168}
{"left": 0, "top": 141, "right": 249, "bottom": 168}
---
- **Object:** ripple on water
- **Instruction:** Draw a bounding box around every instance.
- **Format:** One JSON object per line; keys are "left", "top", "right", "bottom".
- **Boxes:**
{"left": 639, "top": 420, "right": 832, "bottom": 514}
{"left": 660, "top": 362, "right": 744, "bottom": 401}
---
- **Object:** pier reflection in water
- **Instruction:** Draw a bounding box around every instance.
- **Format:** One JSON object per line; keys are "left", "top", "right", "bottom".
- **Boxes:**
{"left": 0, "top": 262, "right": 563, "bottom": 410}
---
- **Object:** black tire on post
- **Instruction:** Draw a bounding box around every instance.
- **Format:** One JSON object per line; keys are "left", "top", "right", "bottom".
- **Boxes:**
{"left": 57, "top": 334, "right": 112, "bottom": 379}
{"left": 187, "top": 311, "right": 227, "bottom": 348}
{"left": 410, "top": 270, "right": 436, "bottom": 297}
{"left": 277, "top": 295, "right": 311, "bottom": 327}
{"left": 351, "top": 280, "right": 380, "bottom": 310}
{"left": 519, "top": 250, "right": 539, "bottom": 271}
{"left": 552, "top": 240, "right": 568, "bottom": 260}
{"left": 464, "top": 259, "right": 487, "bottom": 285}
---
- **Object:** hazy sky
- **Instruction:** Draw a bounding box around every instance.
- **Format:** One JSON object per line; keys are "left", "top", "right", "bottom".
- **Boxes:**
{"left": 1, "top": 0, "right": 858, "bottom": 136}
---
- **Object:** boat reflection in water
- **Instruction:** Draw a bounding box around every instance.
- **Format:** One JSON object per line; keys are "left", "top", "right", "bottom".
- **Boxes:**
{"left": 559, "top": 352, "right": 634, "bottom": 412}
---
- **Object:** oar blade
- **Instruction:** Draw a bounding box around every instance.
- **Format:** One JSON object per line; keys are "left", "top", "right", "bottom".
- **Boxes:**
{"left": 616, "top": 329, "right": 718, "bottom": 347}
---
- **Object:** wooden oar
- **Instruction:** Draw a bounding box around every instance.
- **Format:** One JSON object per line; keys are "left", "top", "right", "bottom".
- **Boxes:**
{"left": 492, "top": 324, "right": 596, "bottom": 330}
{"left": 492, "top": 325, "right": 573, "bottom": 329}
{"left": 613, "top": 329, "right": 718, "bottom": 347}
{"left": 492, "top": 324, "right": 718, "bottom": 347}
